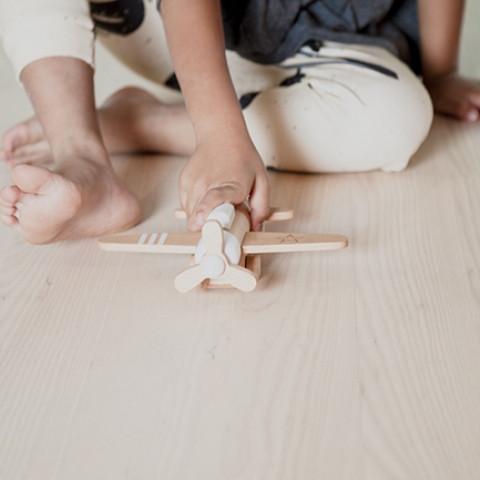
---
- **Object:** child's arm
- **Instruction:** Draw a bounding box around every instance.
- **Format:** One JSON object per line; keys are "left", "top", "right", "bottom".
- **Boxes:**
{"left": 418, "top": 0, "right": 480, "bottom": 121}
{"left": 160, "top": 0, "right": 270, "bottom": 231}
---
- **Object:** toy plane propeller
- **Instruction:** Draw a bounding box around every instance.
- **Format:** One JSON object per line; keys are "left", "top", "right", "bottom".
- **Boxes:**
{"left": 98, "top": 203, "right": 348, "bottom": 292}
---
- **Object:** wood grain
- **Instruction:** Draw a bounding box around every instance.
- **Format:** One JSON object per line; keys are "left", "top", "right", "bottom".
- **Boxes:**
{"left": 1, "top": 117, "right": 480, "bottom": 480}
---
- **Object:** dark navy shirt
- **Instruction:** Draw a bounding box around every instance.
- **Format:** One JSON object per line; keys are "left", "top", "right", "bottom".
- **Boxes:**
{"left": 221, "top": 0, "right": 420, "bottom": 70}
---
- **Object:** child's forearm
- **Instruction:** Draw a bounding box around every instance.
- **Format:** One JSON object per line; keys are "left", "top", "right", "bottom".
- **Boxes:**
{"left": 160, "top": 0, "right": 248, "bottom": 144}
{"left": 418, "top": 0, "right": 465, "bottom": 80}
{"left": 160, "top": 0, "right": 269, "bottom": 231}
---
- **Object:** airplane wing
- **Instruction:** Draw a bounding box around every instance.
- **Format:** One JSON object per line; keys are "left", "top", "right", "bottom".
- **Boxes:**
{"left": 98, "top": 231, "right": 347, "bottom": 255}
{"left": 98, "top": 231, "right": 201, "bottom": 254}
{"left": 242, "top": 232, "right": 348, "bottom": 254}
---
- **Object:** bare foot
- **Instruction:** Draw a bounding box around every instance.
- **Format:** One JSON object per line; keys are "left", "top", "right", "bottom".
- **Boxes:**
{"left": 1, "top": 87, "right": 195, "bottom": 167}
{"left": 0, "top": 161, "right": 141, "bottom": 244}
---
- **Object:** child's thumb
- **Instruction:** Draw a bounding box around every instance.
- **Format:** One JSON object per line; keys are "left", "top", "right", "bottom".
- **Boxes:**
{"left": 249, "top": 174, "right": 270, "bottom": 232}
{"left": 188, "top": 185, "right": 244, "bottom": 232}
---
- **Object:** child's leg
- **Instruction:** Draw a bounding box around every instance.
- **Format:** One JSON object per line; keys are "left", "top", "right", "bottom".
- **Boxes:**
{"left": 0, "top": 57, "right": 140, "bottom": 243}
{"left": 240, "top": 43, "right": 434, "bottom": 173}
{"left": 1, "top": 0, "right": 194, "bottom": 164}
{"left": 3, "top": 1, "right": 284, "bottom": 160}
{"left": 97, "top": 9, "right": 433, "bottom": 174}
{"left": 97, "top": 34, "right": 432, "bottom": 173}
{"left": 4, "top": 4, "right": 433, "bottom": 174}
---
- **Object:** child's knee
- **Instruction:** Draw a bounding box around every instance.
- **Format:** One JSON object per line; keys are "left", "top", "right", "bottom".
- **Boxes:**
{"left": 245, "top": 62, "right": 433, "bottom": 173}
{"left": 331, "top": 69, "right": 434, "bottom": 173}
{"left": 371, "top": 71, "right": 434, "bottom": 173}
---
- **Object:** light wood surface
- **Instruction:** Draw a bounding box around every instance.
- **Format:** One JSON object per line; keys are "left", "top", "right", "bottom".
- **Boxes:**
{"left": 1, "top": 117, "right": 480, "bottom": 479}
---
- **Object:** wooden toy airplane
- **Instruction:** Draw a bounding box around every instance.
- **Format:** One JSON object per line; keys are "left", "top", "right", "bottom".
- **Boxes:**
{"left": 98, "top": 203, "right": 348, "bottom": 293}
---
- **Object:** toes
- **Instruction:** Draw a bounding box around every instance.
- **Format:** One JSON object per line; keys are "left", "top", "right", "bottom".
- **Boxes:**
{"left": 1, "top": 213, "right": 18, "bottom": 226}
{"left": 0, "top": 187, "right": 23, "bottom": 227}
{"left": 2, "top": 118, "right": 43, "bottom": 154}
{"left": 465, "top": 108, "right": 479, "bottom": 123}
{"left": 11, "top": 165, "right": 82, "bottom": 217}
{"left": 3, "top": 143, "right": 53, "bottom": 168}
{"left": 1, "top": 205, "right": 16, "bottom": 216}
{"left": 12, "top": 140, "right": 50, "bottom": 159}
{"left": 0, "top": 147, "right": 15, "bottom": 164}
{"left": 8, "top": 164, "right": 82, "bottom": 243}
{"left": 11, "top": 164, "right": 54, "bottom": 194}
{"left": 0, "top": 185, "right": 22, "bottom": 205}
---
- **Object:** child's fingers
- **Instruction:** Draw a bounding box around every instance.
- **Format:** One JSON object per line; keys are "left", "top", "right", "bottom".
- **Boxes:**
{"left": 457, "top": 82, "right": 480, "bottom": 120}
{"left": 188, "top": 185, "right": 245, "bottom": 232}
{"left": 457, "top": 99, "right": 480, "bottom": 122}
{"left": 465, "top": 108, "right": 480, "bottom": 122}
{"left": 437, "top": 97, "right": 477, "bottom": 122}
{"left": 249, "top": 173, "right": 270, "bottom": 232}
{"left": 467, "top": 90, "right": 480, "bottom": 110}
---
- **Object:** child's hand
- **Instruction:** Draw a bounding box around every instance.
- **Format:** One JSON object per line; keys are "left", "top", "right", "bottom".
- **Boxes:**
{"left": 161, "top": 0, "right": 270, "bottom": 231}
{"left": 425, "top": 73, "right": 480, "bottom": 122}
{"left": 179, "top": 136, "right": 270, "bottom": 232}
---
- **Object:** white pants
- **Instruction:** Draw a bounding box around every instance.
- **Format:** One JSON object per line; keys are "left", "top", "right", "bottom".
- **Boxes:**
{"left": 0, "top": 0, "right": 433, "bottom": 173}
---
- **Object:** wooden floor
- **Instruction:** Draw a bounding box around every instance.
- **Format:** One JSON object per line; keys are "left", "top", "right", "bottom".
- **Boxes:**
{"left": 0, "top": 113, "right": 479, "bottom": 479}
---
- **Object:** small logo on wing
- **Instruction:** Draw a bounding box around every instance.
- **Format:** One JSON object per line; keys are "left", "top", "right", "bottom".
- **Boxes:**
{"left": 280, "top": 234, "right": 299, "bottom": 244}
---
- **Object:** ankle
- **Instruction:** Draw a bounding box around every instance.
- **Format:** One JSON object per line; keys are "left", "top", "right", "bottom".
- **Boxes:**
{"left": 51, "top": 133, "right": 109, "bottom": 166}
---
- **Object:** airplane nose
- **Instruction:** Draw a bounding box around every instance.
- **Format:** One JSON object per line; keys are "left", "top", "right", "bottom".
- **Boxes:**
{"left": 200, "top": 254, "right": 226, "bottom": 279}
